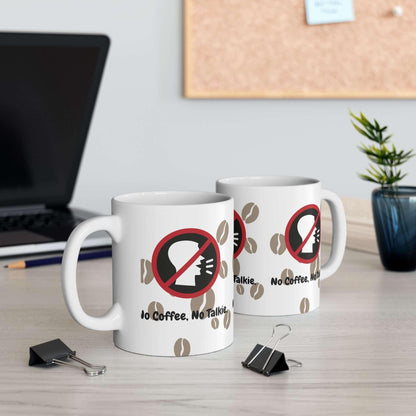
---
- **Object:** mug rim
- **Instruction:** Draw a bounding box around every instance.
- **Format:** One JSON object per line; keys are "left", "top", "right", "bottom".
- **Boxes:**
{"left": 216, "top": 175, "right": 320, "bottom": 188}
{"left": 112, "top": 191, "right": 232, "bottom": 207}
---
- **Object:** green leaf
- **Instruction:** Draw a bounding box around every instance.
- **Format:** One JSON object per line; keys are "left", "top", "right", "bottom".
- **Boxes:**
{"left": 402, "top": 149, "right": 415, "bottom": 159}
{"left": 350, "top": 111, "right": 373, "bottom": 130}
{"left": 382, "top": 134, "right": 393, "bottom": 142}
{"left": 359, "top": 112, "right": 372, "bottom": 127}
{"left": 352, "top": 122, "right": 375, "bottom": 141}
{"left": 357, "top": 173, "right": 381, "bottom": 184}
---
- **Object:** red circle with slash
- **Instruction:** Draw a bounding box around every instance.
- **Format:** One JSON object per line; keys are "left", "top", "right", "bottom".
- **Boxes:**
{"left": 234, "top": 210, "right": 246, "bottom": 259}
{"left": 152, "top": 228, "right": 220, "bottom": 298}
{"left": 285, "top": 204, "right": 321, "bottom": 264}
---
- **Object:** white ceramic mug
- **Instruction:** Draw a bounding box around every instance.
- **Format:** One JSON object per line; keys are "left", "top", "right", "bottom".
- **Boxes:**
{"left": 216, "top": 176, "right": 346, "bottom": 316}
{"left": 62, "top": 191, "right": 234, "bottom": 356}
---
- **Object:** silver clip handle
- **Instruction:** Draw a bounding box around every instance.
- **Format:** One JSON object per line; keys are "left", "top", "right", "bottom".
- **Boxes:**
{"left": 287, "top": 359, "right": 303, "bottom": 367}
{"left": 261, "top": 324, "right": 292, "bottom": 371}
{"left": 52, "top": 354, "right": 106, "bottom": 376}
{"left": 247, "top": 324, "right": 292, "bottom": 369}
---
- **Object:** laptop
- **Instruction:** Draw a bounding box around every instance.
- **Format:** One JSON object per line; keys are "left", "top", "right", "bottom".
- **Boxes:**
{"left": 0, "top": 32, "right": 111, "bottom": 257}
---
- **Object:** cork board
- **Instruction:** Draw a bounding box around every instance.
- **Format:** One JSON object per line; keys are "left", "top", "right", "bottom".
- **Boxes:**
{"left": 184, "top": 0, "right": 416, "bottom": 98}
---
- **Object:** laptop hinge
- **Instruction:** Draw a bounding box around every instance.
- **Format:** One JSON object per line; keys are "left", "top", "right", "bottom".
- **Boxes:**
{"left": 0, "top": 205, "right": 49, "bottom": 216}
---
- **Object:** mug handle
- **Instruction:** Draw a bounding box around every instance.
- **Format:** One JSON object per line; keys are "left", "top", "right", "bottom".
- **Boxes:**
{"left": 61, "top": 216, "right": 123, "bottom": 330}
{"left": 320, "top": 190, "right": 347, "bottom": 280}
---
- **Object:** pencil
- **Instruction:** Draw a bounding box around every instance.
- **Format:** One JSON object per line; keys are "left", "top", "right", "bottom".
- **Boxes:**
{"left": 4, "top": 249, "right": 112, "bottom": 269}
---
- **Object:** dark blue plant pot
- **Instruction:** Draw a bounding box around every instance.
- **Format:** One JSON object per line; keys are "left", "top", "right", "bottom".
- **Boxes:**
{"left": 372, "top": 187, "right": 416, "bottom": 271}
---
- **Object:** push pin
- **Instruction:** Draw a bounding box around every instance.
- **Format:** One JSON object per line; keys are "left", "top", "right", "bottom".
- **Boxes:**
{"left": 392, "top": 6, "right": 403, "bottom": 17}
{"left": 29, "top": 338, "right": 106, "bottom": 376}
{"left": 242, "top": 324, "right": 302, "bottom": 376}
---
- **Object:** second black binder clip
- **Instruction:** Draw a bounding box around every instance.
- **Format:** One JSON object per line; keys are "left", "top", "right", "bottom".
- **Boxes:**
{"left": 29, "top": 338, "right": 106, "bottom": 377}
{"left": 242, "top": 324, "right": 302, "bottom": 377}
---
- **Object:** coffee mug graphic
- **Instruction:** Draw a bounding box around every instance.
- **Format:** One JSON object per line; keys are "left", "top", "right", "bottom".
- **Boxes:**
{"left": 62, "top": 192, "right": 234, "bottom": 356}
{"left": 216, "top": 176, "right": 347, "bottom": 316}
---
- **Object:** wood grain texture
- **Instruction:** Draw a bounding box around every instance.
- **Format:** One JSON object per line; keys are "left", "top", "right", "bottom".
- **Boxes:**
{"left": 1, "top": 248, "right": 416, "bottom": 415}
{"left": 184, "top": 0, "right": 416, "bottom": 98}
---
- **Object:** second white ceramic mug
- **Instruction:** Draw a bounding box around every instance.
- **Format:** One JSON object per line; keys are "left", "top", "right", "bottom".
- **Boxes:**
{"left": 216, "top": 176, "right": 347, "bottom": 316}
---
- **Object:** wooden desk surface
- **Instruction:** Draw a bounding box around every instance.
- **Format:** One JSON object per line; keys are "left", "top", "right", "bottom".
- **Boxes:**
{"left": 0, "top": 248, "right": 415, "bottom": 415}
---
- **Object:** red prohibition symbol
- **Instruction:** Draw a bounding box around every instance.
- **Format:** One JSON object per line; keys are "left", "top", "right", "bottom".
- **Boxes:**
{"left": 285, "top": 204, "right": 321, "bottom": 264}
{"left": 233, "top": 210, "right": 246, "bottom": 259}
{"left": 152, "top": 228, "right": 220, "bottom": 298}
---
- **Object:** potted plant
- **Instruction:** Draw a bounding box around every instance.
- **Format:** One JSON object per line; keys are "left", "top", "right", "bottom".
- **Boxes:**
{"left": 350, "top": 111, "right": 415, "bottom": 271}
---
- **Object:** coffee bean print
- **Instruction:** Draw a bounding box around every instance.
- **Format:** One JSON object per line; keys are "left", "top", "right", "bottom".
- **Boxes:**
{"left": 236, "top": 284, "right": 244, "bottom": 295}
{"left": 244, "top": 237, "right": 257, "bottom": 254}
{"left": 270, "top": 233, "right": 286, "bottom": 255}
{"left": 140, "top": 259, "right": 154, "bottom": 284}
{"left": 233, "top": 258, "right": 240, "bottom": 276}
{"left": 211, "top": 317, "right": 219, "bottom": 330}
{"left": 310, "top": 257, "right": 320, "bottom": 277}
{"left": 281, "top": 268, "right": 294, "bottom": 285}
{"left": 241, "top": 202, "right": 259, "bottom": 224}
{"left": 148, "top": 301, "right": 164, "bottom": 320}
{"left": 300, "top": 297, "right": 310, "bottom": 314}
{"left": 250, "top": 283, "right": 264, "bottom": 300}
{"left": 216, "top": 220, "right": 229, "bottom": 245}
{"left": 190, "top": 288, "right": 215, "bottom": 319}
{"left": 223, "top": 310, "right": 231, "bottom": 329}
{"left": 219, "top": 260, "right": 228, "bottom": 278}
{"left": 174, "top": 338, "right": 191, "bottom": 357}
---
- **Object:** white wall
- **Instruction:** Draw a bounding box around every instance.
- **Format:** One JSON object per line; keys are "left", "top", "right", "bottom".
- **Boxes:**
{"left": 2, "top": 0, "right": 415, "bottom": 214}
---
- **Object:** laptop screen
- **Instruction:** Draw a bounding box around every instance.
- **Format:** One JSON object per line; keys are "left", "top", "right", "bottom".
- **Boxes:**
{"left": 0, "top": 33, "right": 109, "bottom": 208}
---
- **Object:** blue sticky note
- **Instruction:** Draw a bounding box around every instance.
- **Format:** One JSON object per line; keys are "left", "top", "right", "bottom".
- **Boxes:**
{"left": 305, "top": 0, "right": 355, "bottom": 25}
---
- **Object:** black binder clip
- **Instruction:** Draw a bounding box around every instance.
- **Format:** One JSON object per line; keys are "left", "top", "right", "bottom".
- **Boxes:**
{"left": 29, "top": 338, "right": 106, "bottom": 376}
{"left": 242, "top": 324, "right": 302, "bottom": 376}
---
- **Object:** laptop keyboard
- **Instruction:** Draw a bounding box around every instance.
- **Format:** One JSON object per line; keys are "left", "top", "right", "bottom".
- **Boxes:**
{"left": 0, "top": 211, "right": 83, "bottom": 232}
